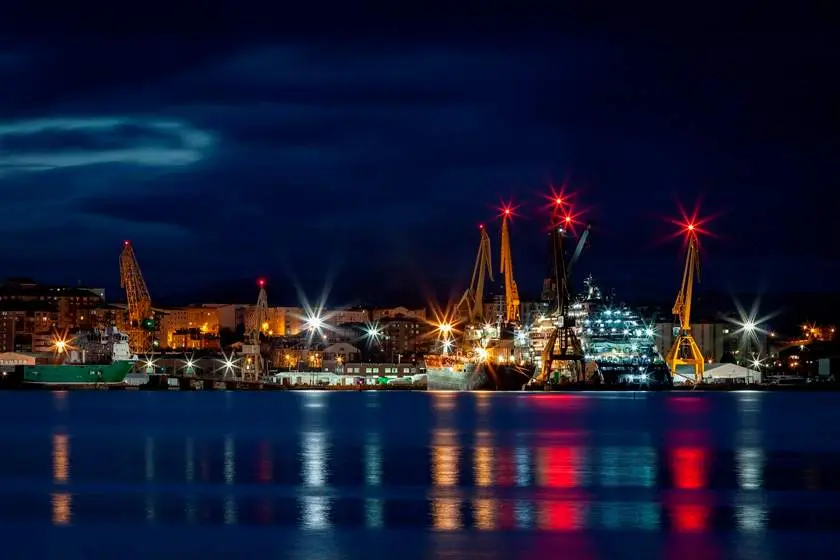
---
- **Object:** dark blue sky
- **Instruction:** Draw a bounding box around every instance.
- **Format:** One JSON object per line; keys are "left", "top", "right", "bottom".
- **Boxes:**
{"left": 0, "top": 25, "right": 837, "bottom": 306}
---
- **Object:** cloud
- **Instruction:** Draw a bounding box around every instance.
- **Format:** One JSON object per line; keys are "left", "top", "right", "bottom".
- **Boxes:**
{"left": 0, "top": 117, "right": 214, "bottom": 176}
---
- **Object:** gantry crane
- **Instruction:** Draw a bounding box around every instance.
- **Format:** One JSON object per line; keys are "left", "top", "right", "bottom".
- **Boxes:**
{"left": 665, "top": 226, "right": 705, "bottom": 381}
{"left": 457, "top": 224, "right": 493, "bottom": 324}
{"left": 242, "top": 279, "right": 268, "bottom": 382}
{"left": 535, "top": 218, "right": 591, "bottom": 385}
{"left": 119, "top": 241, "right": 153, "bottom": 354}
{"left": 500, "top": 209, "right": 520, "bottom": 324}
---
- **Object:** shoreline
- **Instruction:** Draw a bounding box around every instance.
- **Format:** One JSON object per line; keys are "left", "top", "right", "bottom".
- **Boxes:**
{"left": 0, "top": 380, "right": 838, "bottom": 392}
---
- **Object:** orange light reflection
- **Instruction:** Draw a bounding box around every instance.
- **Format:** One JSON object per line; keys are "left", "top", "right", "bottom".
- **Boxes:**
{"left": 51, "top": 433, "right": 71, "bottom": 526}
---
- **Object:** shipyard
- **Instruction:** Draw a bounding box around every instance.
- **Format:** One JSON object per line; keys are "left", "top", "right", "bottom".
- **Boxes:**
{"left": 0, "top": 188, "right": 837, "bottom": 392}
{"left": 2, "top": 26, "right": 838, "bottom": 558}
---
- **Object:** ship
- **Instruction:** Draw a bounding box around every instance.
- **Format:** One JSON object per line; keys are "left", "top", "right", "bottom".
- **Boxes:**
{"left": 15, "top": 327, "right": 137, "bottom": 387}
{"left": 570, "top": 275, "right": 671, "bottom": 387}
{"left": 423, "top": 335, "right": 535, "bottom": 391}
{"left": 424, "top": 211, "right": 536, "bottom": 391}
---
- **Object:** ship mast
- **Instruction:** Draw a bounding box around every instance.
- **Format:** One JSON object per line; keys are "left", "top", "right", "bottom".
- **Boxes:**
{"left": 500, "top": 208, "right": 520, "bottom": 324}
{"left": 457, "top": 224, "right": 493, "bottom": 324}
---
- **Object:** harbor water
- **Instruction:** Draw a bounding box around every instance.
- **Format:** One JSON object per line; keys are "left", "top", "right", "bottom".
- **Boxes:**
{"left": 1, "top": 390, "right": 839, "bottom": 559}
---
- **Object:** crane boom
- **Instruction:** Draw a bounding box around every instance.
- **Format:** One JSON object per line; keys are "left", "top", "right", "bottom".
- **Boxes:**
{"left": 119, "top": 241, "right": 152, "bottom": 353}
{"left": 458, "top": 225, "right": 493, "bottom": 323}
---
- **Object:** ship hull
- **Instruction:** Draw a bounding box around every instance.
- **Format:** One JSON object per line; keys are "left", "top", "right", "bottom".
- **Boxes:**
{"left": 20, "top": 361, "right": 135, "bottom": 387}
{"left": 427, "top": 363, "right": 535, "bottom": 391}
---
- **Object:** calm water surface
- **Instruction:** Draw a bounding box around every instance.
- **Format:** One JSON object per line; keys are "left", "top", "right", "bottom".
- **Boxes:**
{"left": 1, "top": 390, "right": 839, "bottom": 559}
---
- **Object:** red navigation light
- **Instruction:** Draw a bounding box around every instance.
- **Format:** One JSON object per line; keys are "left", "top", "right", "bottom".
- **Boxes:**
{"left": 670, "top": 202, "right": 715, "bottom": 242}
{"left": 543, "top": 183, "right": 576, "bottom": 216}
{"left": 497, "top": 201, "right": 519, "bottom": 221}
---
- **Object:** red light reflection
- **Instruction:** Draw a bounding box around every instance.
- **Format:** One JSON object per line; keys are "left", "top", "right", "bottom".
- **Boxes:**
{"left": 257, "top": 441, "right": 273, "bottom": 483}
{"left": 497, "top": 448, "right": 515, "bottom": 487}
{"left": 668, "top": 396, "right": 707, "bottom": 413}
{"left": 667, "top": 430, "right": 712, "bottom": 533}
{"left": 540, "top": 446, "right": 580, "bottom": 489}
{"left": 540, "top": 500, "right": 583, "bottom": 531}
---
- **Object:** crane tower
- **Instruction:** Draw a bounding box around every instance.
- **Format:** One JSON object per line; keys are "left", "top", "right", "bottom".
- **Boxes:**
{"left": 499, "top": 209, "right": 520, "bottom": 324}
{"left": 242, "top": 279, "right": 268, "bottom": 382}
{"left": 665, "top": 226, "right": 705, "bottom": 381}
{"left": 119, "top": 241, "right": 153, "bottom": 354}
{"left": 536, "top": 218, "right": 590, "bottom": 385}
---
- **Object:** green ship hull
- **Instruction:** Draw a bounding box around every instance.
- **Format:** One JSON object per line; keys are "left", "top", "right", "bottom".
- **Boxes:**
{"left": 22, "top": 360, "right": 135, "bottom": 386}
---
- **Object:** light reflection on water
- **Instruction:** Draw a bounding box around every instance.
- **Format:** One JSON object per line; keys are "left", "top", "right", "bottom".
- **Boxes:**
{"left": 3, "top": 391, "right": 840, "bottom": 557}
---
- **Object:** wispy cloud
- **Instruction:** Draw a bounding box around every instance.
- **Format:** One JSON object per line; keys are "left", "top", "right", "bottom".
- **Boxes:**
{"left": 0, "top": 117, "right": 214, "bottom": 176}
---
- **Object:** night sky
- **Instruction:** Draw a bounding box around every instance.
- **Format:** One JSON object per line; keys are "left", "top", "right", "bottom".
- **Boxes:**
{"left": 1, "top": 23, "right": 837, "bottom": 307}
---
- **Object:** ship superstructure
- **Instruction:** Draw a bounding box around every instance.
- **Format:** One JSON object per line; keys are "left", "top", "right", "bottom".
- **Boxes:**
{"left": 571, "top": 275, "right": 670, "bottom": 385}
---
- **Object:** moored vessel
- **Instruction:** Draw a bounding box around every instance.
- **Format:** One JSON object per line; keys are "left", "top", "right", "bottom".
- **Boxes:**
{"left": 15, "top": 327, "right": 137, "bottom": 388}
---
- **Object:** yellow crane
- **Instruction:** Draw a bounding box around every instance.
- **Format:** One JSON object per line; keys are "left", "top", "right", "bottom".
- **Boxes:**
{"left": 457, "top": 224, "right": 493, "bottom": 323}
{"left": 242, "top": 279, "right": 268, "bottom": 382}
{"left": 119, "top": 241, "right": 153, "bottom": 354}
{"left": 665, "top": 225, "right": 705, "bottom": 381}
{"left": 499, "top": 208, "right": 520, "bottom": 323}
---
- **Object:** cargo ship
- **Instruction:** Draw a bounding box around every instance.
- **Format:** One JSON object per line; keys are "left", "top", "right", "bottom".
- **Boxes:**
{"left": 15, "top": 327, "right": 136, "bottom": 387}
{"left": 423, "top": 350, "right": 534, "bottom": 391}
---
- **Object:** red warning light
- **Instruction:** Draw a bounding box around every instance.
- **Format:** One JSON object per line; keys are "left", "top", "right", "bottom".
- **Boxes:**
{"left": 669, "top": 202, "right": 715, "bottom": 242}
{"left": 564, "top": 215, "right": 572, "bottom": 223}
{"left": 258, "top": 278, "right": 265, "bottom": 287}
{"left": 555, "top": 197, "right": 563, "bottom": 206}
{"left": 478, "top": 223, "right": 484, "bottom": 229}
{"left": 123, "top": 240, "right": 130, "bottom": 246}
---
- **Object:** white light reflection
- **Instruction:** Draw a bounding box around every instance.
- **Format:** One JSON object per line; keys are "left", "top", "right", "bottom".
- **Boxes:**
{"left": 736, "top": 448, "right": 765, "bottom": 490}
{"left": 144, "top": 436, "right": 156, "bottom": 523}
{"left": 302, "top": 496, "right": 331, "bottom": 531}
{"left": 735, "top": 392, "right": 767, "bottom": 535}
{"left": 600, "top": 446, "right": 656, "bottom": 488}
{"left": 365, "top": 433, "right": 382, "bottom": 486}
{"left": 601, "top": 502, "right": 659, "bottom": 530}
{"left": 185, "top": 437, "right": 195, "bottom": 482}
{"left": 303, "top": 432, "right": 327, "bottom": 487}
{"left": 224, "top": 435, "right": 237, "bottom": 525}
{"left": 185, "top": 437, "right": 196, "bottom": 524}
{"left": 365, "top": 432, "right": 383, "bottom": 529}
{"left": 514, "top": 500, "right": 534, "bottom": 529}
{"left": 299, "top": 392, "right": 332, "bottom": 531}
{"left": 514, "top": 444, "right": 531, "bottom": 487}
{"left": 365, "top": 498, "right": 384, "bottom": 529}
